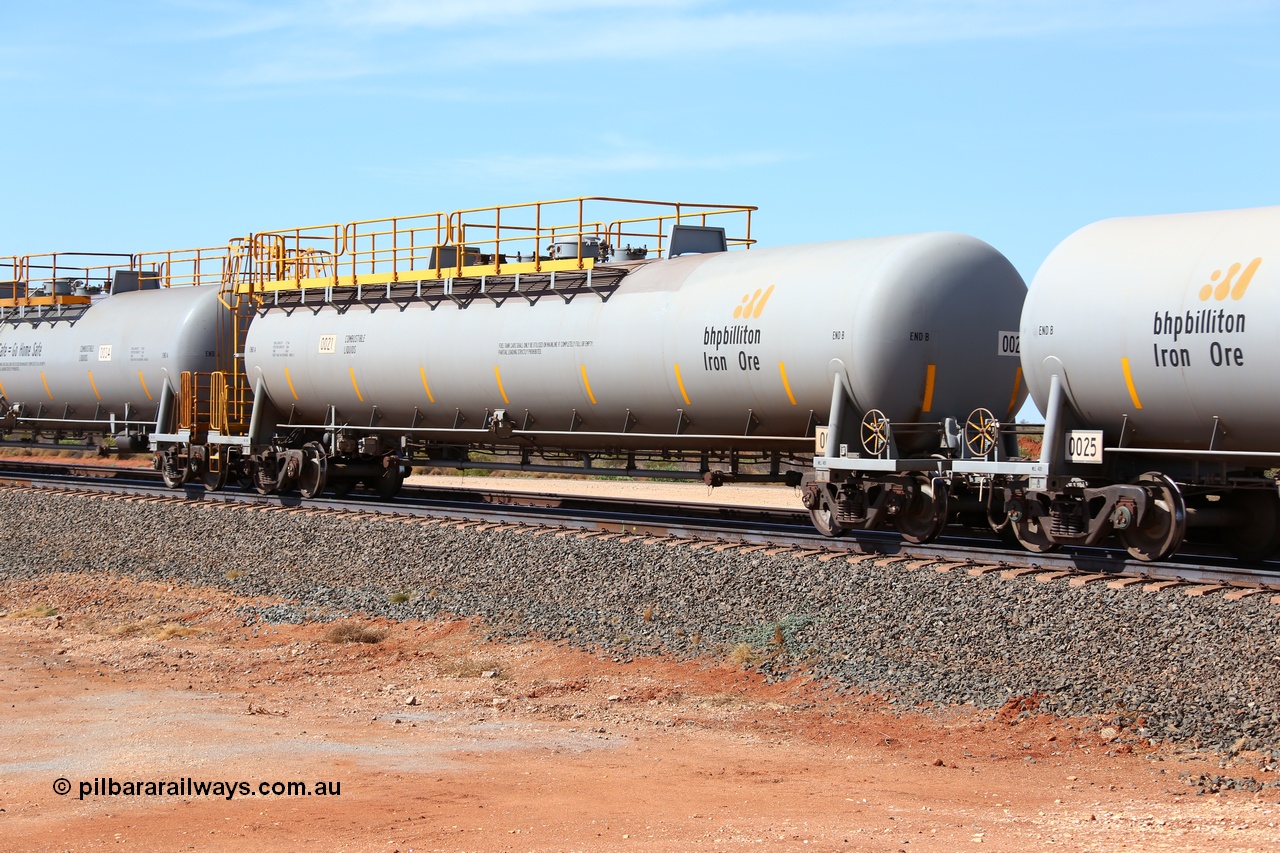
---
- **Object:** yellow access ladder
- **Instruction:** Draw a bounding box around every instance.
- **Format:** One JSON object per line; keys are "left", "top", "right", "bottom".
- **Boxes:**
{"left": 176, "top": 238, "right": 258, "bottom": 439}
{"left": 214, "top": 238, "right": 259, "bottom": 435}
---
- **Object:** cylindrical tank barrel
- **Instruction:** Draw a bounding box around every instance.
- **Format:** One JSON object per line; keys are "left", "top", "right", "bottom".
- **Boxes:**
{"left": 0, "top": 285, "right": 225, "bottom": 423}
{"left": 244, "top": 234, "right": 1027, "bottom": 450}
{"left": 1021, "top": 206, "right": 1280, "bottom": 450}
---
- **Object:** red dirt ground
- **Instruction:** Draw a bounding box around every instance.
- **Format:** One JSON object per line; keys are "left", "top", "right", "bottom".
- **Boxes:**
{"left": 3, "top": 572, "right": 1280, "bottom": 852}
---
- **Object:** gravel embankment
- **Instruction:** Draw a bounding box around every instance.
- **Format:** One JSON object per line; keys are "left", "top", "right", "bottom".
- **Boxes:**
{"left": 3, "top": 487, "right": 1278, "bottom": 755}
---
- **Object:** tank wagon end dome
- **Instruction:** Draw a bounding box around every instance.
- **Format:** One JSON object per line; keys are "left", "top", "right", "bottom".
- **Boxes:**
{"left": 846, "top": 231, "right": 1028, "bottom": 428}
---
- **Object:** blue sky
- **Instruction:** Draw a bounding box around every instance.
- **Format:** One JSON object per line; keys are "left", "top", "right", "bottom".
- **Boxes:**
{"left": 3, "top": 0, "right": 1278, "bottom": 284}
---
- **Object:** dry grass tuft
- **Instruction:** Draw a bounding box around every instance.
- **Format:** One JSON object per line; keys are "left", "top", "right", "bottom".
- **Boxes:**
{"left": 388, "top": 591, "right": 411, "bottom": 604}
{"left": 152, "top": 623, "right": 205, "bottom": 640}
{"left": 322, "top": 621, "right": 388, "bottom": 644}
{"left": 225, "top": 570, "right": 245, "bottom": 580}
{"left": 436, "top": 656, "right": 500, "bottom": 679}
{"left": 5, "top": 603, "right": 57, "bottom": 618}
{"left": 729, "top": 643, "right": 763, "bottom": 668}
{"left": 111, "top": 616, "right": 204, "bottom": 639}
{"left": 702, "top": 692, "right": 749, "bottom": 709}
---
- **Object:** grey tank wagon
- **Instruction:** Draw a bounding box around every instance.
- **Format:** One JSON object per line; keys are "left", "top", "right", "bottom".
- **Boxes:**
{"left": 826, "top": 205, "right": 1280, "bottom": 562}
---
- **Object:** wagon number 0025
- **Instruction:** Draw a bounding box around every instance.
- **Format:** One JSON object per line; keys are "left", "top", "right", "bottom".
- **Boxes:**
{"left": 1065, "top": 430, "right": 1103, "bottom": 464}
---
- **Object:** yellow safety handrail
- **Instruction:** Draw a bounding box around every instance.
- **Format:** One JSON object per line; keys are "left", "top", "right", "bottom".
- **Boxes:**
{"left": 133, "top": 243, "right": 239, "bottom": 289}
{"left": 0, "top": 252, "right": 134, "bottom": 307}
{"left": 0, "top": 245, "right": 244, "bottom": 310}
{"left": 3, "top": 196, "right": 755, "bottom": 301}
{"left": 178, "top": 372, "right": 195, "bottom": 431}
{"left": 248, "top": 211, "right": 448, "bottom": 290}
{"left": 440, "top": 196, "right": 755, "bottom": 277}
{"left": 605, "top": 208, "right": 756, "bottom": 256}
{"left": 209, "top": 372, "right": 228, "bottom": 434}
{"left": 241, "top": 196, "right": 753, "bottom": 292}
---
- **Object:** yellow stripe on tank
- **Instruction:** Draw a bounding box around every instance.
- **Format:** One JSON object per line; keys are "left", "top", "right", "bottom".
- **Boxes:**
{"left": 1004, "top": 366, "right": 1023, "bottom": 421}
{"left": 419, "top": 366, "right": 435, "bottom": 403}
{"left": 349, "top": 367, "right": 364, "bottom": 403}
{"left": 0, "top": 378, "right": 7, "bottom": 397}
{"left": 1121, "top": 357, "right": 1143, "bottom": 410}
{"left": 580, "top": 365, "right": 597, "bottom": 405}
{"left": 137, "top": 371, "right": 153, "bottom": 401}
{"left": 284, "top": 367, "right": 299, "bottom": 401}
{"left": 673, "top": 364, "right": 691, "bottom": 406}
{"left": 494, "top": 366, "right": 510, "bottom": 405}
{"left": 778, "top": 361, "right": 797, "bottom": 406}
{"left": 87, "top": 370, "right": 101, "bottom": 402}
{"left": 41, "top": 371, "right": 53, "bottom": 400}
{"left": 921, "top": 364, "right": 937, "bottom": 413}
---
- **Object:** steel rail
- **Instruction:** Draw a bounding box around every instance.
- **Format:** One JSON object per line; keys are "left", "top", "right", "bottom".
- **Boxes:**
{"left": 1, "top": 458, "right": 1277, "bottom": 591}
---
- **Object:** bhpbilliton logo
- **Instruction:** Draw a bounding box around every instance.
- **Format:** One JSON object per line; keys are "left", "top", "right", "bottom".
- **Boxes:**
{"left": 733, "top": 285, "right": 775, "bottom": 319}
{"left": 1200, "top": 258, "right": 1261, "bottom": 302}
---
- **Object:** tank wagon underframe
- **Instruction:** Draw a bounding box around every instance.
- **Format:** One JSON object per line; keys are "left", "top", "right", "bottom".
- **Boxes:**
{"left": 806, "top": 375, "right": 1280, "bottom": 562}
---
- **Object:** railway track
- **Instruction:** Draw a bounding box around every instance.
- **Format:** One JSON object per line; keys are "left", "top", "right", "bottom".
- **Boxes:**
{"left": 2, "top": 457, "right": 1278, "bottom": 594}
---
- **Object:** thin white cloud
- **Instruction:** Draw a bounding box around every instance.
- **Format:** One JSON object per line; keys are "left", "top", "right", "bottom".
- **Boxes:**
{"left": 1133, "top": 107, "right": 1280, "bottom": 124}
{"left": 455, "top": 149, "right": 793, "bottom": 176}
{"left": 196, "top": 0, "right": 1278, "bottom": 89}
{"left": 361, "top": 146, "right": 794, "bottom": 183}
{"left": 324, "top": 0, "right": 689, "bottom": 29}
{"left": 14, "top": 0, "right": 1273, "bottom": 94}
{"left": 321, "top": 0, "right": 1276, "bottom": 46}
{"left": 213, "top": 46, "right": 379, "bottom": 87}
{"left": 0, "top": 40, "right": 46, "bottom": 82}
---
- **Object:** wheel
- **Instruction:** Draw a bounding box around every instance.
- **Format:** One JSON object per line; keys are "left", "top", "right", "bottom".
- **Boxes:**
{"left": 375, "top": 460, "right": 404, "bottom": 500}
{"left": 964, "top": 407, "right": 999, "bottom": 457}
{"left": 1221, "top": 491, "right": 1280, "bottom": 562}
{"left": 860, "top": 409, "right": 890, "bottom": 457}
{"left": 201, "top": 447, "right": 230, "bottom": 491}
{"left": 235, "top": 460, "right": 256, "bottom": 491}
{"left": 158, "top": 446, "right": 189, "bottom": 488}
{"left": 254, "top": 460, "right": 276, "bottom": 495}
{"left": 1115, "top": 472, "right": 1186, "bottom": 562}
{"left": 1010, "top": 499, "right": 1058, "bottom": 553}
{"left": 896, "top": 476, "right": 950, "bottom": 544}
{"left": 809, "top": 502, "right": 847, "bottom": 538}
{"left": 801, "top": 476, "right": 847, "bottom": 538}
{"left": 298, "top": 442, "right": 328, "bottom": 499}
